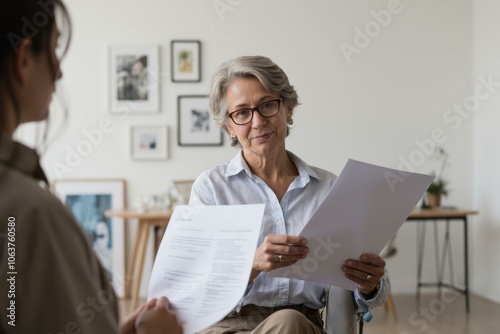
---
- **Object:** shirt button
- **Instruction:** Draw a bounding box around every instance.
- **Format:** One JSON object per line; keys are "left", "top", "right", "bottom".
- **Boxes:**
{"left": 277, "top": 220, "right": 283, "bottom": 226}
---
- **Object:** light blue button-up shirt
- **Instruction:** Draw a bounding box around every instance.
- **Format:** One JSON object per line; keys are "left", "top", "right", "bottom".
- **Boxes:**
{"left": 190, "top": 150, "right": 389, "bottom": 313}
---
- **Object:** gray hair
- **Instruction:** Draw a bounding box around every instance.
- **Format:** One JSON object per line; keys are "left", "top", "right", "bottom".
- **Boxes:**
{"left": 209, "top": 56, "right": 299, "bottom": 146}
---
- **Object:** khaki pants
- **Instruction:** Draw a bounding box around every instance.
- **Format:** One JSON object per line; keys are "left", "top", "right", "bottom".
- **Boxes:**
{"left": 197, "top": 304, "right": 326, "bottom": 334}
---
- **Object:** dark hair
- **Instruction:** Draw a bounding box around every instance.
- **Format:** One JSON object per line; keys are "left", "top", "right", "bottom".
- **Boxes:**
{"left": 0, "top": 0, "right": 72, "bottom": 132}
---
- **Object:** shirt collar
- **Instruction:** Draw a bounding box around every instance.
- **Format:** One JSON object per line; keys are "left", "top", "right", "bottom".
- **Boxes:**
{"left": 225, "top": 150, "right": 320, "bottom": 184}
{"left": 0, "top": 134, "right": 49, "bottom": 184}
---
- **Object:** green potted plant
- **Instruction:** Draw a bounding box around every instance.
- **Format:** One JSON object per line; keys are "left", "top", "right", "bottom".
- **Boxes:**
{"left": 427, "top": 178, "right": 448, "bottom": 207}
{"left": 426, "top": 147, "right": 449, "bottom": 208}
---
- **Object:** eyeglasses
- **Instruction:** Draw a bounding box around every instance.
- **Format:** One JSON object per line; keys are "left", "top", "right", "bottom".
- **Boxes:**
{"left": 227, "top": 99, "right": 281, "bottom": 125}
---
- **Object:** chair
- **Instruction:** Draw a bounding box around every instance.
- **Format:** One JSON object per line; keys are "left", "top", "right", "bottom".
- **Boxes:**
{"left": 323, "top": 287, "right": 357, "bottom": 334}
{"left": 379, "top": 237, "right": 398, "bottom": 319}
{"left": 324, "top": 273, "right": 393, "bottom": 333}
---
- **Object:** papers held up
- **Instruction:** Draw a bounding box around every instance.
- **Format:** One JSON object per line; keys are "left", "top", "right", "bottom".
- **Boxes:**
{"left": 269, "top": 159, "right": 434, "bottom": 291}
{"left": 148, "top": 204, "right": 265, "bottom": 334}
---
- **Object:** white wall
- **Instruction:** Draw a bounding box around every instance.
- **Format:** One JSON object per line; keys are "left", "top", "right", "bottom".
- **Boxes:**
{"left": 30, "top": 0, "right": 479, "bottom": 297}
{"left": 472, "top": 0, "right": 500, "bottom": 304}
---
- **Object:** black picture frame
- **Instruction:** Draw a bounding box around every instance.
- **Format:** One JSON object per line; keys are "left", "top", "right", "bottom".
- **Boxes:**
{"left": 171, "top": 40, "right": 201, "bottom": 82}
{"left": 177, "top": 95, "right": 223, "bottom": 146}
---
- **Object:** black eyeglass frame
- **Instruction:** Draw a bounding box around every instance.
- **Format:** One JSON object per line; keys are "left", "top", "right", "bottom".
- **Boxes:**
{"left": 227, "top": 99, "right": 282, "bottom": 125}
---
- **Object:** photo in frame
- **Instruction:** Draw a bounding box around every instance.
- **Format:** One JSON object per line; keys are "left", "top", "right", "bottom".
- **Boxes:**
{"left": 130, "top": 125, "right": 168, "bottom": 160}
{"left": 52, "top": 179, "right": 126, "bottom": 297}
{"left": 109, "top": 45, "right": 160, "bottom": 113}
{"left": 171, "top": 40, "right": 201, "bottom": 82}
{"left": 178, "top": 95, "right": 223, "bottom": 146}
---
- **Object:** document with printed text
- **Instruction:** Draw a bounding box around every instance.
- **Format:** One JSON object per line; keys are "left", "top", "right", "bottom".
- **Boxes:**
{"left": 148, "top": 204, "right": 265, "bottom": 334}
{"left": 269, "top": 159, "right": 434, "bottom": 290}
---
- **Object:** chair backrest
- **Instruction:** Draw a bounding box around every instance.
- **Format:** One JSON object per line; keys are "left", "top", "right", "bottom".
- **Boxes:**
{"left": 172, "top": 179, "right": 195, "bottom": 204}
{"left": 323, "top": 286, "right": 357, "bottom": 334}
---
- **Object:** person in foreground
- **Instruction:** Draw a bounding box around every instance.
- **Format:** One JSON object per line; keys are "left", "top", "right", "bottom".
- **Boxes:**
{"left": 0, "top": 1, "right": 182, "bottom": 333}
{"left": 189, "top": 55, "right": 390, "bottom": 333}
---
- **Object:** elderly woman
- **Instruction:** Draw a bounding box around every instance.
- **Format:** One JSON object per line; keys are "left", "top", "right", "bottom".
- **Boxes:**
{"left": 190, "top": 56, "right": 390, "bottom": 334}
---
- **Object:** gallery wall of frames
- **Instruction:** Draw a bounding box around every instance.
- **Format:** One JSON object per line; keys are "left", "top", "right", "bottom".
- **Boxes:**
{"left": 109, "top": 40, "right": 223, "bottom": 162}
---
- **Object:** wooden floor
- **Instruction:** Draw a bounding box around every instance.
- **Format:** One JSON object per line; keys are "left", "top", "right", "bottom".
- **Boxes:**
{"left": 120, "top": 293, "right": 500, "bottom": 333}
{"left": 366, "top": 293, "right": 500, "bottom": 333}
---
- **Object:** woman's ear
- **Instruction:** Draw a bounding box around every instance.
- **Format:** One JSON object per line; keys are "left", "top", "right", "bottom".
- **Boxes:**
{"left": 12, "top": 39, "right": 33, "bottom": 85}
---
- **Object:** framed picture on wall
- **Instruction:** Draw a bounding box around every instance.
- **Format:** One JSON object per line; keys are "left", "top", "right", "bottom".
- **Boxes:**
{"left": 109, "top": 45, "right": 160, "bottom": 113}
{"left": 130, "top": 125, "right": 168, "bottom": 160}
{"left": 178, "top": 95, "right": 223, "bottom": 146}
{"left": 52, "top": 179, "right": 126, "bottom": 297}
{"left": 171, "top": 40, "right": 201, "bottom": 82}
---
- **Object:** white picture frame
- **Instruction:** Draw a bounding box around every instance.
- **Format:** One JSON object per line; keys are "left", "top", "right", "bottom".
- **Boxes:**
{"left": 131, "top": 125, "right": 168, "bottom": 160}
{"left": 109, "top": 45, "right": 160, "bottom": 113}
{"left": 52, "top": 179, "right": 126, "bottom": 297}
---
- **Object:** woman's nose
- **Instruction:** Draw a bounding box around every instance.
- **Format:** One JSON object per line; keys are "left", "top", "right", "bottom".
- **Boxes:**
{"left": 251, "top": 110, "right": 266, "bottom": 128}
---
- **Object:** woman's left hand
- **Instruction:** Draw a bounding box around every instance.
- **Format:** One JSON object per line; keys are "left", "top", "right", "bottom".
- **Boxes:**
{"left": 342, "top": 253, "right": 385, "bottom": 297}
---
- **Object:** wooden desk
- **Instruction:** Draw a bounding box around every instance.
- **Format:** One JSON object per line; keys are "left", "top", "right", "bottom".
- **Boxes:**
{"left": 407, "top": 209, "right": 478, "bottom": 313}
{"left": 104, "top": 209, "right": 173, "bottom": 310}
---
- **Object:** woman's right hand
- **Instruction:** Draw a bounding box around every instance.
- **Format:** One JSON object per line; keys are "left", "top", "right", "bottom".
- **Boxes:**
{"left": 249, "top": 234, "right": 309, "bottom": 282}
{"left": 135, "top": 297, "right": 183, "bottom": 334}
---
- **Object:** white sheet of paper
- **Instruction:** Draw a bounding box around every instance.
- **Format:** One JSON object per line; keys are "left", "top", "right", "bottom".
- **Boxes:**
{"left": 148, "top": 204, "right": 265, "bottom": 334}
{"left": 269, "top": 159, "right": 434, "bottom": 290}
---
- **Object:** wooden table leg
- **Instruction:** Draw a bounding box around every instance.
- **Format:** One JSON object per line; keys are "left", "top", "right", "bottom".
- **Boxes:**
{"left": 383, "top": 291, "right": 398, "bottom": 319}
{"left": 131, "top": 220, "right": 151, "bottom": 310}
{"left": 125, "top": 219, "right": 144, "bottom": 299}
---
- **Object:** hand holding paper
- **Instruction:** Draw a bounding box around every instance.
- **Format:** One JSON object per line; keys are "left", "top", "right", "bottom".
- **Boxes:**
{"left": 147, "top": 204, "right": 265, "bottom": 334}
{"left": 248, "top": 234, "right": 309, "bottom": 282}
{"left": 269, "top": 159, "right": 434, "bottom": 291}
